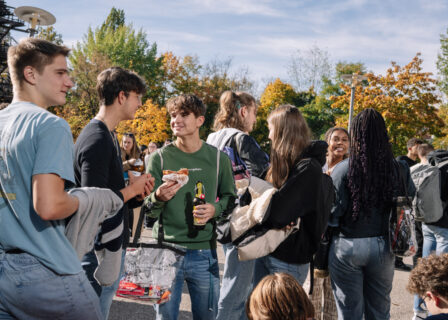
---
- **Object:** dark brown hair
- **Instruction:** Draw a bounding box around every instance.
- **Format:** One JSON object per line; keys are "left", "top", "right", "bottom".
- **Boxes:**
{"left": 166, "top": 94, "right": 206, "bottom": 117}
{"left": 266, "top": 105, "right": 311, "bottom": 188}
{"left": 7, "top": 38, "right": 70, "bottom": 88}
{"left": 213, "top": 91, "right": 256, "bottom": 131}
{"left": 407, "top": 253, "right": 448, "bottom": 298}
{"left": 246, "top": 273, "right": 314, "bottom": 320}
{"left": 96, "top": 67, "right": 146, "bottom": 106}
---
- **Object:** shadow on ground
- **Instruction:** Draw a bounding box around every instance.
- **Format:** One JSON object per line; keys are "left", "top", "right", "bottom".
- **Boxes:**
{"left": 109, "top": 300, "right": 192, "bottom": 320}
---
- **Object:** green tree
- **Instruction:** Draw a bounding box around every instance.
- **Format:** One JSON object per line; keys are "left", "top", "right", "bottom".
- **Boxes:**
{"left": 70, "top": 7, "right": 163, "bottom": 103}
{"left": 437, "top": 27, "right": 448, "bottom": 96}
{"left": 36, "top": 26, "right": 63, "bottom": 45}
{"left": 63, "top": 7, "right": 164, "bottom": 139}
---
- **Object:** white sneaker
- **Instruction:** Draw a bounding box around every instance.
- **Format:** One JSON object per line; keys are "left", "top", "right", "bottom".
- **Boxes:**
{"left": 412, "top": 311, "right": 428, "bottom": 320}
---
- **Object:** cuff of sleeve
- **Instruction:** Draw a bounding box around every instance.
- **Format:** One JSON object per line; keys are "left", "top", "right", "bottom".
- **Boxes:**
{"left": 213, "top": 203, "right": 222, "bottom": 218}
{"left": 150, "top": 192, "right": 165, "bottom": 208}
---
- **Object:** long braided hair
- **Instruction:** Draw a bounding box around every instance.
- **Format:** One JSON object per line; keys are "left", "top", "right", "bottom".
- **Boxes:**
{"left": 348, "top": 108, "right": 395, "bottom": 220}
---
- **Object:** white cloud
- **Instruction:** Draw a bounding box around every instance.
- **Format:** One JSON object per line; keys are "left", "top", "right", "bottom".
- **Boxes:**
{"left": 190, "top": 0, "right": 284, "bottom": 16}
{"left": 147, "top": 29, "right": 210, "bottom": 43}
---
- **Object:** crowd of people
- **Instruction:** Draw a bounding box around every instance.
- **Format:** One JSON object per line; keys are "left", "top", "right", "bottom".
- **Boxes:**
{"left": 1, "top": 37, "right": 448, "bottom": 320}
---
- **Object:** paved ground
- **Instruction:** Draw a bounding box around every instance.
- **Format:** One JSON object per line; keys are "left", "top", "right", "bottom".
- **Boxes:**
{"left": 109, "top": 225, "right": 415, "bottom": 320}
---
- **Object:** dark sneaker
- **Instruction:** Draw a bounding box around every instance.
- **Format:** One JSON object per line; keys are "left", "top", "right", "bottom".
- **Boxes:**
{"left": 395, "top": 260, "right": 411, "bottom": 271}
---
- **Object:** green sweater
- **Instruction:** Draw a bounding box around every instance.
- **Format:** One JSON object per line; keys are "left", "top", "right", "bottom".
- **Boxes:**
{"left": 146, "top": 141, "right": 236, "bottom": 249}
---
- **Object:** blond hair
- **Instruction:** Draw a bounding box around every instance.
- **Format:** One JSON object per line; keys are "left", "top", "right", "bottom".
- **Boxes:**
{"left": 246, "top": 273, "right": 314, "bottom": 320}
{"left": 213, "top": 91, "right": 256, "bottom": 131}
{"left": 266, "top": 105, "right": 311, "bottom": 188}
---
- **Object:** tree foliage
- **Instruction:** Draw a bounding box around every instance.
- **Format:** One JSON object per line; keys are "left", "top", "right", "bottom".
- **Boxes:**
{"left": 157, "top": 53, "right": 254, "bottom": 138}
{"left": 70, "top": 7, "right": 163, "bottom": 103}
{"left": 116, "top": 99, "right": 170, "bottom": 145}
{"left": 253, "top": 78, "right": 296, "bottom": 152}
{"left": 437, "top": 27, "right": 448, "bottom": 97}
{"left": 252, "top": 78, "right": 336, "bottom": 152}
{"left": 36, "top": 26, "right": 63, "bottom": 45}
{"left": 59, "top": 7, "right": 165, "bottom": 140}
{"left": 331, "top": 54, "right": 444, "bottom": 154}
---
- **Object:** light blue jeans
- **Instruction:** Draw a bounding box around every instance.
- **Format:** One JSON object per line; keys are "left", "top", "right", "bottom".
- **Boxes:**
{"left": 329, "top": 236, "right": 395, "bottom": 320}
{"left": 155, "top": 249, "right": 220, "bottom": 320}
{"left": 253, "top": 254, "right": 309, "bottom": 287}
{"left": 217, "top": 243, "right": 254, "bottom": 320}
{"left": 413, "top": 224, "right": 448, "bottom": 312}
{"left": 0, "top": 250, "right": 103, "bottom": 320}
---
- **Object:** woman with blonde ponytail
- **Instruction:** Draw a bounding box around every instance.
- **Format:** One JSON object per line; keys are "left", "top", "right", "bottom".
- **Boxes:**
{"left": 207, "top": 90, "right": 269, "bottom": 320}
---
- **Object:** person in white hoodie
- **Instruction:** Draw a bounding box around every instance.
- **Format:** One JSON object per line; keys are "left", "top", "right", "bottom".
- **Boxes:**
{"left": 207, "top": 91, "right": 269, "bottom": 320}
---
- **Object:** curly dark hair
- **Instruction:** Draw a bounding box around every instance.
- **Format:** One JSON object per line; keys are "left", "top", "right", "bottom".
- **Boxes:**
{"left": 348, "top": 108, "right": 395, "bottom": 220}
{"left": 407, "top": 253, "right": 448, "bottom": 298}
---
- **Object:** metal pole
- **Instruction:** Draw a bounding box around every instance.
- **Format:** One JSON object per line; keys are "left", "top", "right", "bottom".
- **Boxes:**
{"left": 348, "top": 84, "right": 355, "bottom": 132}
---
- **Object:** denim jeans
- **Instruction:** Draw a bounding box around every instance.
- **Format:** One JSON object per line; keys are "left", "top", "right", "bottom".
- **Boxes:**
{"left": 0, "top": 250, "right": 103, "bottom": 320}
{"left": 329, "top": 236, "right": 394, "bottom": 320}
{"left": 82, "top": 249, "right": 126, "bottom": 319}
{"left": 217, "top": 243, "right": 254, "bottom": 320}
{"left": 413, "top": 224, "right": 448, "bottom": 312}
{"left": 253, "top": 254, "right": 309, "bottom": 287}
{"left": 154, "top": 248, "right": 220, "bottom": 320}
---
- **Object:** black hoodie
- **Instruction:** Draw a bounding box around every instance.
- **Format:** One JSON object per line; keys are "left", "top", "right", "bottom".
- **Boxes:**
{"left": 263, "top": 140, "right": 328, "bottom": 264}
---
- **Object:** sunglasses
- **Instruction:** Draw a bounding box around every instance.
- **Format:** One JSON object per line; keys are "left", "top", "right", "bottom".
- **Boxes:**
{"left": 124, "top": 133, "right": 134, "bottom": 138}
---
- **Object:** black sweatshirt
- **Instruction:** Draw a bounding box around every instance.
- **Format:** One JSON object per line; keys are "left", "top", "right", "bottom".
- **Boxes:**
{"left": 264, "top": 141, "right": 328, "bottom": 264}
{"left": 74, "top": 119, "right": 129, "bottom": 251}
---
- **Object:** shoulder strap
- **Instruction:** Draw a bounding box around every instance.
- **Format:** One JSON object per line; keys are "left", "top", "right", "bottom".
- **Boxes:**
{"left": 157, "top": 148, "right": 163, "bottom": 171}
{"left": 157, "top": 148, "right": 165, "bottom": 244}
{"left": 215, "top": 147, "right": 220, "bottom": 200}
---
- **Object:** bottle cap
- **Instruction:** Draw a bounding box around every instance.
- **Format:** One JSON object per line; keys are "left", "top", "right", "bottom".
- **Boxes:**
{"left": 200, "top": 194, "right": 205, "bottom": 199}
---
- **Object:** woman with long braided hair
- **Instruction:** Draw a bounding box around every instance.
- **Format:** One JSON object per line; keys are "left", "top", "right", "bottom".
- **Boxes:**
{"left": 328, "top": 108, "right": 415, "bottom": 320}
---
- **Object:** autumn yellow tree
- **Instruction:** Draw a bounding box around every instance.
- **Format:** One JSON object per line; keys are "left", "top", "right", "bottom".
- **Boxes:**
{"left": 252, "top": 78, "right": 297, "bottom": 151}
{"left": 116, "top": 99, "right": 170, "bottom": 146}
{"left": 331, "top": 54, "right": 444, "bottom": 154}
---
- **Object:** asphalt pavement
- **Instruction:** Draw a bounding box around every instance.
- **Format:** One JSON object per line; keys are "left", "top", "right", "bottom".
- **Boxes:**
{"left": 109, "top": 226, "right": 415, "bottom": 320}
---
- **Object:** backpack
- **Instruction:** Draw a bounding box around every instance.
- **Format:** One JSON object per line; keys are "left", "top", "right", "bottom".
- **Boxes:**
{"left": 411, "top": 163, "right": 445, "bottom": 223}
{"left": 207, "top": 129, "right": 250, "bottom": 243}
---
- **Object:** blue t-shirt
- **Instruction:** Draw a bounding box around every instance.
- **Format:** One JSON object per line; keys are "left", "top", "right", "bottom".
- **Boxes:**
{"left": 0, "top": 101, "right": 81, "bottom": 275}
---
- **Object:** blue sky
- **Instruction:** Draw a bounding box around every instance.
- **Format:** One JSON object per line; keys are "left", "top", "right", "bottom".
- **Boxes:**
{"left": 9, "top": 0, "right": 448, "bottom": 89}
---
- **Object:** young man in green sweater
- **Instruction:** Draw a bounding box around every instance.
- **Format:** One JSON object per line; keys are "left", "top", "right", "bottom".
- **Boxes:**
{"left": 146, "top": 94, "right": 236, "bottom": 320}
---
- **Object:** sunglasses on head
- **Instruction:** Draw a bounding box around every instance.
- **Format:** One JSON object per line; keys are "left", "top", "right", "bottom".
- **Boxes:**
{"left": 124, "top": 133, "right": 134, "bottom": 137}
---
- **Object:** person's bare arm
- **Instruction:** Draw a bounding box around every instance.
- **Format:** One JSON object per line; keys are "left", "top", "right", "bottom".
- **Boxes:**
{"left": 32, "top": 173, "right": 79, "bottom": 221}
{"left": 120, "top": 173, "right": 155, "bottom": 203}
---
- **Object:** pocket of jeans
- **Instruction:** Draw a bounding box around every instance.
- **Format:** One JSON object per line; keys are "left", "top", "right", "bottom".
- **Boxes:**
{"left": 5, "top": 254, "right": 58, "bottom": 286}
